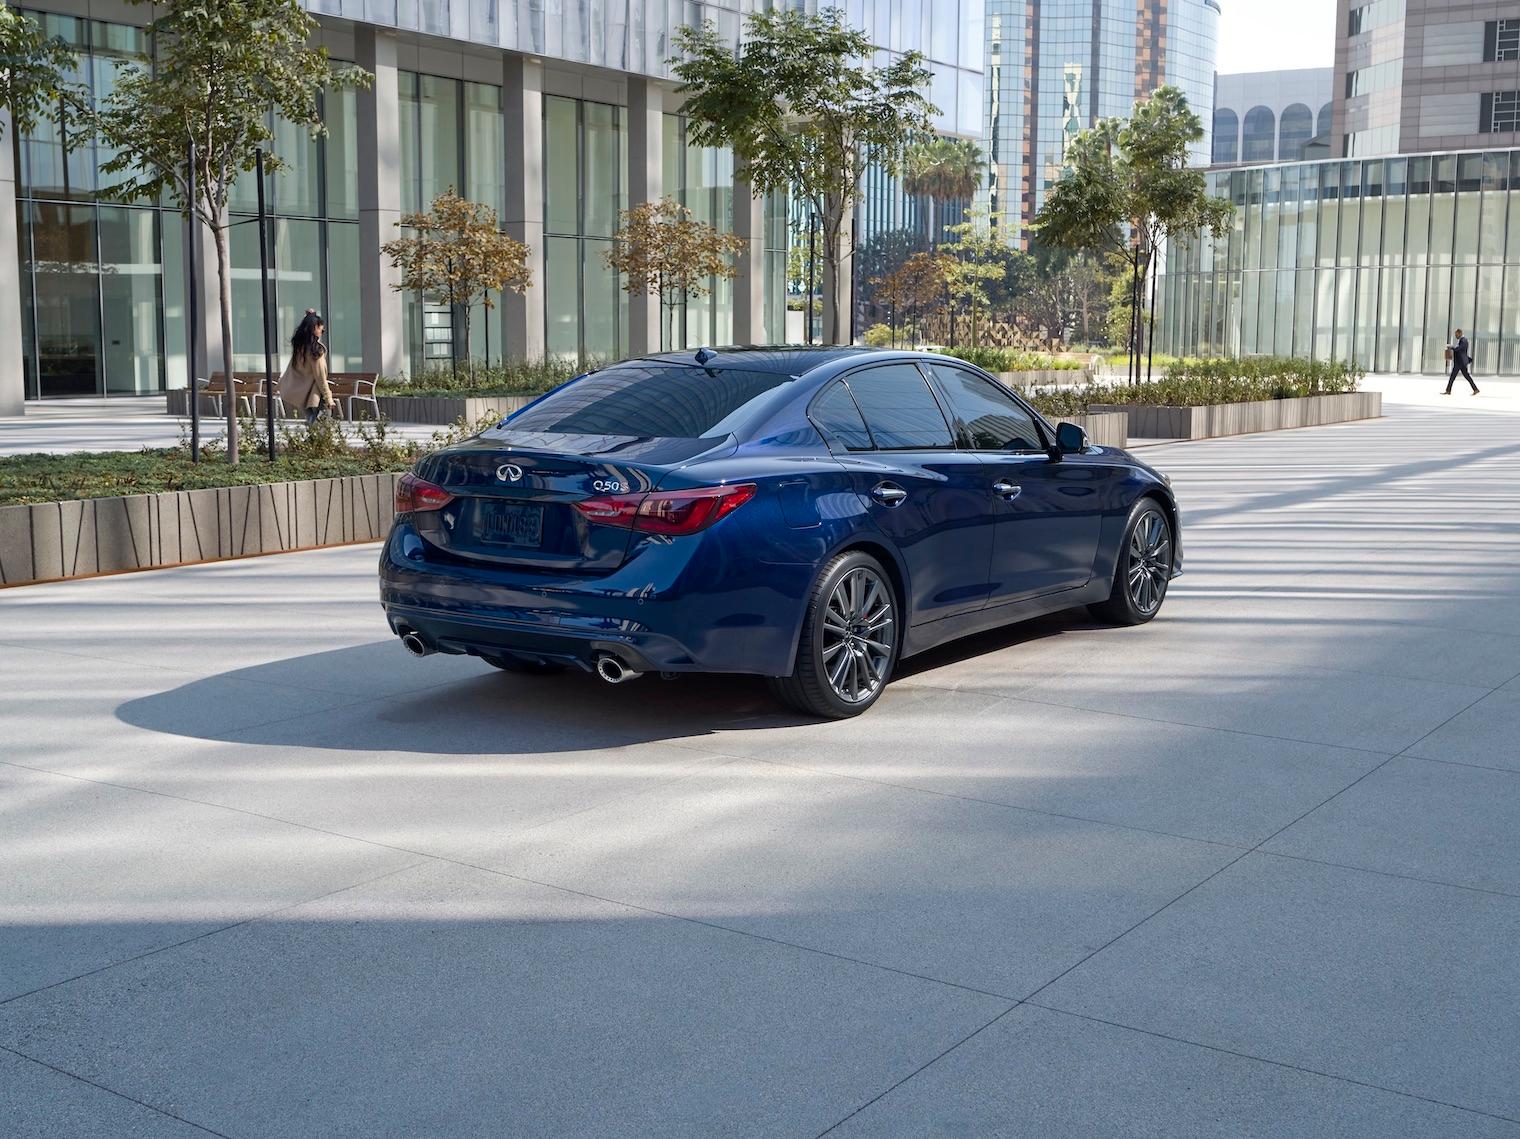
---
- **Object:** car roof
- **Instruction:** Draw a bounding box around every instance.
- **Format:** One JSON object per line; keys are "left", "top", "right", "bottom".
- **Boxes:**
{"left": 631, "top": 346, "right": 937, "bottom": 376}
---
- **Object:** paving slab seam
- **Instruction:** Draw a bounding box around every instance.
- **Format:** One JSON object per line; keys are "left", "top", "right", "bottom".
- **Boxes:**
{"left": 0, "top": 1045, "right": 234, "bottom": 1138}
{"left": 747, "top": 754, "right": 1250, "bottom": 851}
{"left": 1400, "top": 751, "right": 1520, "bottom": 779}
{"left": 1252, "top": 847, "right": 1520, "bottom": 903}
{"left": 812, "top": 1002, "right": 1026, "bottom": 1139}
{"left": 1018, "top": 1003, "right": 1520, "bottom": 1129}
{"left": 892, "top": 678, "right": 1399, "bottom": 757}
{"left": 0, "top": 858, "right": 429, "bottom": 1009}
{"left": 0, "top": 757, "right": 1023, "bottom": 1005}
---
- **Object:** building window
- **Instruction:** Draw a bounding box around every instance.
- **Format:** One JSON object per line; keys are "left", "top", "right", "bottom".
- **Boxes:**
{"left": 1481, "top": 91, "right": 1520, "bottom": 134}
{"left": 1242, "top": 106, "right": 1276, "bottom": 162}
{"left": 1484, "top": 20, "right": 1520, "bottom": 63}
{"left": 1212, "top": 108, "right": 1239, "bottom": 163}
{"left": 1278, "top": 104, "right": 1314, "bottom": 161}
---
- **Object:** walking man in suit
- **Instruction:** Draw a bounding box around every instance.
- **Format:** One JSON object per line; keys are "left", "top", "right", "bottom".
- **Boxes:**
{"left": 1445, "top": 328, "right": 1479, "bottom": 395}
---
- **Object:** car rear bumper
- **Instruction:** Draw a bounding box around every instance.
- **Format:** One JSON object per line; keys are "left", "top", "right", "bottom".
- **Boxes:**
{"left": 379, "top": 523, "right": 813, "bottom": 676}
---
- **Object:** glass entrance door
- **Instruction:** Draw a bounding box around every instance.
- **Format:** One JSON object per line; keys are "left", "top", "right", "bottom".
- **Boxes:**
{"left": 28, "top": 202, "right": 100, "bottom": 397}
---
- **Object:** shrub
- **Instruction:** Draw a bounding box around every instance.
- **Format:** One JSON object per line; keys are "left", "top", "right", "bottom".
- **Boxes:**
{"left": 862, "top": 323, "right": 894, "bottom": 348}
{"left": 933, "top": 346, "right": 1085, "bottom": 372}
{"left": 378, "top": 357, "right": 594, "bottom": 398}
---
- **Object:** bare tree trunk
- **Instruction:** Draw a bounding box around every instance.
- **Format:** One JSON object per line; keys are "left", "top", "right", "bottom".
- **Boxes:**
{"left": 1146, "top": 249, "right": 1159, "bottom": 383}
{"left": 213, "top": 222, "right": 238, "bottom": 465}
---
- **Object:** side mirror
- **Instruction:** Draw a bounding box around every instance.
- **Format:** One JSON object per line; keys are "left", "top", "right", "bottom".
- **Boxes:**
{"left": 1056, "top": 421, "right": 1089, "bottom": 454}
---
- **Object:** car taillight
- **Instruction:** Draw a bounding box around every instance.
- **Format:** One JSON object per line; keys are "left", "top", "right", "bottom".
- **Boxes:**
{"left": 395, "top": 472, "right": 453, "bottom": 513}
{"left": 574, "top": 483, "right": 757, "bottom": 536}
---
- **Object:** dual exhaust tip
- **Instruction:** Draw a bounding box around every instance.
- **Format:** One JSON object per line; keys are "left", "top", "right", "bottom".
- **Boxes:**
{"left": 397, "top": 627, "right": 640, "bottom": 683}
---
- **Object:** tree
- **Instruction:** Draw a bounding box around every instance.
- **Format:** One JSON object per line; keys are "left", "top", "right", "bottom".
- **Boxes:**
{"left": 904, "top": 136, "right": 984, "bottom": 247}
{"left": 939, "top": 212, "right": 1010, "bottom": 347}
{"left": 0, "top": 2, "right": 89, "bottom": 141}
{"left": 604, "top": 196, "right": 747, "bottom": 351}
{"left": 1033, "top": 85, "right": 1233, "bottom": 381}
{"left": 672, "top": 7, "right": 935, "bottom": 345}
{"left": 96, "top": 0, "right": 370, "bottom": 464}
{"left": 873, "top": 251, "right": 950, "bottom": 348}
{"left": 384, "top": 188, "right": 531, "bottom": 379}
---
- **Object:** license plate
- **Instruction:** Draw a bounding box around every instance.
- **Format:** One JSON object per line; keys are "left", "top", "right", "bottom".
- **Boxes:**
{"left": 477, "top": 502, "right": 544, "bottom": 548}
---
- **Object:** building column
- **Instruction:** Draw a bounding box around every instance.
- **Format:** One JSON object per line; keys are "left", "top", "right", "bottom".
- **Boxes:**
{"left": 503, "top": 55, "right": 546, "bottom": 360}
{"left": 822, "top": 227, "right": 853, "bottom": 346}
{"left": 1, "top": 114, "right": 26, "bottom": 414}
{"left": 625, "top": 77, "right": 664, "bottom": 355}
{"left": 356, "top": 27, "right": 406, "bottom": 377}
{"left": 731, "top": 181, "right": 767, "bottom": 345}
{"left": 192, "top": 212, "right": 224, "bottom": 382}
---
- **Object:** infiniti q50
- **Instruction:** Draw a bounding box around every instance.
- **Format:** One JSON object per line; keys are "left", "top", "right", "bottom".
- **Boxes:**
{"left": 380, "top": 347, "right": 1179, "bottom": 718}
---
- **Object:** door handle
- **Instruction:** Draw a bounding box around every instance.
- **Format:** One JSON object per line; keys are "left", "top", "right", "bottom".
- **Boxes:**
{"left": 870, "top": 482, "right": 908, "bottom": 507}
{"left": 992, "top": 481, "right": 1022, "bottom": 500}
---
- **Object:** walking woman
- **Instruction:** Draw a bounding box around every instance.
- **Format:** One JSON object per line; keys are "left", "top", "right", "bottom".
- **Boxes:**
{"left": 278, "top": 309, "right": 335, "bottom": 424}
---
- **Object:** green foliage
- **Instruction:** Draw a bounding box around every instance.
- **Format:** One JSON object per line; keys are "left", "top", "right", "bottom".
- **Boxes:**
{"left": 672, "top": 7, "right": 935, "bottom": 343}
{"left": 934, "top": 346, "right": 1085, "bottom": 372}
{"left": 863, "top": 324, "right": 895, "bottom": 348}
{"left": 0, "top": 2, "right": 89, "bottom": 140}
{"left": 377, "top": 357, "right": 595, "bottom": 398}
{"left": 1012, "top": 356, "right": 1364, "bottom": 419}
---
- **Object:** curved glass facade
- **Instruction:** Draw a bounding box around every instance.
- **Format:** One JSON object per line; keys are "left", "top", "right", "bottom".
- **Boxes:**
{"left": 1156, "top": 151, "right": 1520, "bottom": 375}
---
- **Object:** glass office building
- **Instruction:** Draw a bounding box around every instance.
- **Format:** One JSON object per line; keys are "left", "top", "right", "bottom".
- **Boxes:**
{"left": 986, "top": 0, "right": 1219, "bottom": 245}
{"left": 2, "top": 0, "right": 984, "bottom": 406}
{"left": 1155, "top": 150, "right": 1520, "bottom": 374}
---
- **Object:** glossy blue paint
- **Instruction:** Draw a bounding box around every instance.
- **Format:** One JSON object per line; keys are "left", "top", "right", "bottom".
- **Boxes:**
{"left": 379, "top": 347, "right": 1179, "bottom": 678}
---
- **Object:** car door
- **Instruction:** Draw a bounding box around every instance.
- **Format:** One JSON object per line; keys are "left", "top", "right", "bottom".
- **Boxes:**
{"left": 812, "top": 364, "right": 996, "bottom": 625}
{"left": 923, "top": 361, "right": 1105, "bottom": 606}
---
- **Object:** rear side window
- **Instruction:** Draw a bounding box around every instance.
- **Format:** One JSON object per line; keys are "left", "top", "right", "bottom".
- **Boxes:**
{"left": 928, "top": 364, "right": 1047, "bottom": 452}
{"left": 810, "top": 382, "right": 873, "bottom": 450}
{"left": 504, "top": 363, "right": 796, "bottom": 439}
{"left": 844, "top": 364, "right": 954, "bottom": 449}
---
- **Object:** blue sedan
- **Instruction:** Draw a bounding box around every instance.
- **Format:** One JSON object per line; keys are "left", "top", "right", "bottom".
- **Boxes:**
{"left": 380, "top": 347, "right": 1179, "bottom": 718}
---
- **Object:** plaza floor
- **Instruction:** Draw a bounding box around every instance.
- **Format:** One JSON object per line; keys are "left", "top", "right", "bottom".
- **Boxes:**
{"left": 2, "top": 383, "right": 1519, "bottom": 1136}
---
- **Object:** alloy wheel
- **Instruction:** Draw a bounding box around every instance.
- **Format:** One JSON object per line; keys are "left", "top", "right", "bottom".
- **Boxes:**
{"left": 1126, "top": 508, "right": 1172, "bottom": 615}
{"left": 820, "top": 566, "right": 896, "bottom": 704}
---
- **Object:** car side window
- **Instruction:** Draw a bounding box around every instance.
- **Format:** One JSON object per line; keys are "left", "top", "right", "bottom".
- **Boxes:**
{"left": 809, "top": 381, "right": 874, "bottom": 450}
{"left": 927, "top": 364, "right": 1047, "bottom": 452}
{"left": 843, "top": 364, "right": 954, "bottom": 450}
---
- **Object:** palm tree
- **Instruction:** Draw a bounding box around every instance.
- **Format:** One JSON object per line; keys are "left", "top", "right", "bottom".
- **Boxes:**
{"left": 904, "top": 137, "right": 985, "bottom": 248}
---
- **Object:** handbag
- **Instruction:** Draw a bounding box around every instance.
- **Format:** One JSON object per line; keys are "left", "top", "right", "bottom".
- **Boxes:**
{"left": 1444, "top": 346, "right": 1454, "bottom": 362}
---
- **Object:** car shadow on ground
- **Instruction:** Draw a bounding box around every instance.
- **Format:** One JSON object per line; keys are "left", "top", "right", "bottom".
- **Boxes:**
{"left": 114, "top": 611, "right": 1094, "bottom": 755}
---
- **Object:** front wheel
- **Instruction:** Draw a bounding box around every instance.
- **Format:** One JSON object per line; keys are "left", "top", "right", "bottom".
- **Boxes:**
{"left": 1088, "top": 498, "right": 1174, "bottom": 626}
{"left": 768, "top": 551, "right": 900, "bottom": 719}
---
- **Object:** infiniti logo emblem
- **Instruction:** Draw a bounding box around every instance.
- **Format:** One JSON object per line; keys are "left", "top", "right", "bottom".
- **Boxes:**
{"left": 496, "top": 463, "right": 524, "bottom": 483}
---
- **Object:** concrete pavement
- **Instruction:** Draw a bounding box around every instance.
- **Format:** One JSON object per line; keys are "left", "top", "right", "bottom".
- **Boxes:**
{"left": 2, "top": 386, "right": 1520, "bottom": 1136}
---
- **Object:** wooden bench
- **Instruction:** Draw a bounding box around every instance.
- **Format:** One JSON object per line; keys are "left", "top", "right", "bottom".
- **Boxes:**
{"left": 202, "top": 372, "right": 283, "bottom": 418}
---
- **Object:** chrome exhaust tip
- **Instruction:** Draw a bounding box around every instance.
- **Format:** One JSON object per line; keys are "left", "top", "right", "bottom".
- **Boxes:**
{"left": 399, "top": 629, "right": 433, "bottom": 658}
{"left": 595, "top": 654, "right": 641, "bottom": 684}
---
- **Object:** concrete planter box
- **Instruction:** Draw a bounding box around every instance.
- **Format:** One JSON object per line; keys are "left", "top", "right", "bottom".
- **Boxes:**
{"left": 0, "top": 472, "right": 402, "bottom": 588}
{"left": 1087, "top": 391, "right": 1382, "bottom": 440}
{"left": 372, "top": 394, "right": 537, "bottom": 424}
{"left": 1063, "top": 411, "right": 1129, "bottom": 449}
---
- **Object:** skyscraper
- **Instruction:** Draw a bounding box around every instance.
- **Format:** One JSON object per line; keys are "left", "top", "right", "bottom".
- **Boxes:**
{"left": 986, "top": 0, "right": 1221, "bottom": 246}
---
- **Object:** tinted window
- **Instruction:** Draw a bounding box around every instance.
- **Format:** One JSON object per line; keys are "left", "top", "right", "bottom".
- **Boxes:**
{"left": 844, "top": 365, "right": 953, "bottom": 449}
{"left": 504, "top": 364, "right": 796, "bottom": 438}
{"left": 810, "top": 382, "right": 873, "bottom": 450}
{"left": 929, "top": 365, "right": 1046, "bottom": 452}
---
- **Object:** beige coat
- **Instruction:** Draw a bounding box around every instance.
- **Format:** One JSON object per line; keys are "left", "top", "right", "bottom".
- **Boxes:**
{"left": 278, "top": 344, "right": 332, "bottom": 410}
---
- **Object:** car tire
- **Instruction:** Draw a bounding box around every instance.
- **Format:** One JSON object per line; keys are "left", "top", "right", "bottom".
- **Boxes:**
{"left": 1088, "top": 496, "right": 1174, "bottom": 626}
{"left": 768, "top": 550, "right": 900, "bottom": 719}
{"left": 480, "top": 654, "right": 568, "bottom": 676}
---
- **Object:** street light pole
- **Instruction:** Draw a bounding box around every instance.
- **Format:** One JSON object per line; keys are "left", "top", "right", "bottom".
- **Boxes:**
{"left": 255, "top": 148, "right": 277, "bottom": 462}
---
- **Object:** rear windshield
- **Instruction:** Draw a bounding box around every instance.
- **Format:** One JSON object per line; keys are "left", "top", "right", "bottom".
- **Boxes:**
{"left": 503, "top": 363, "right": 797, "bottom": 439}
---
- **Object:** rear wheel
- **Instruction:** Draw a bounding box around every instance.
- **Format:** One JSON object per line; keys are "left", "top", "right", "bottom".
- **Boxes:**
{"left": 480, "top": 654, "right": 568, "bottom": 676}
{"left": 1088, "top": 497, "right": 1173, "bottom": 626}
{"left": 768, "top": 551, "right": 899, "bottom": 719}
